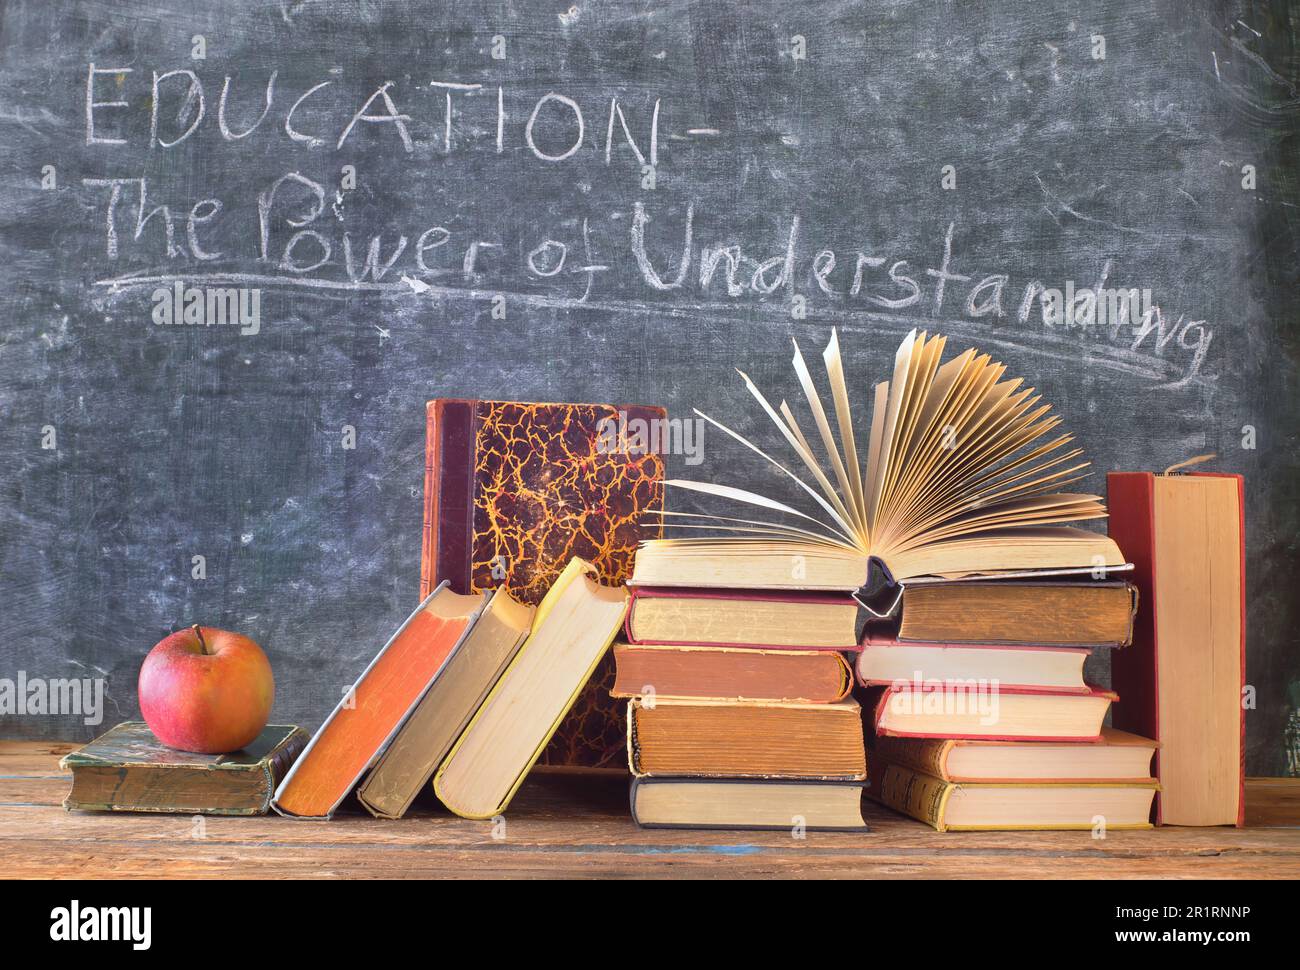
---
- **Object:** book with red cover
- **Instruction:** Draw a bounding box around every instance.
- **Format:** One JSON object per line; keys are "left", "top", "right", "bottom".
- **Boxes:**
{"left": 865, "top": 683, "right": 1117, "bottom": 741}
{"left": 624, "top": 587, "right": 862, "bottom": 650}
{"left": 856, "top": 633, "right": 1095, "bottom": 693}
{"left": 1107, "top": 470, "right": 1245, "bottom": 826}
{"left": 422, "top": 398, "right": 665, "bottom": 768}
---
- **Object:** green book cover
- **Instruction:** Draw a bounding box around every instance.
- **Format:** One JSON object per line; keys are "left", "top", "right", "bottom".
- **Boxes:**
{"left": 61, "top": 721, "right": 308, "bottom": 815}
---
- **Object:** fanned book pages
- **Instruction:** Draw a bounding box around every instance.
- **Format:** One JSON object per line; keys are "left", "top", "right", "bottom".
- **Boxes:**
{"left": 632, "top": 330, "right": 1124, "bottom": 590}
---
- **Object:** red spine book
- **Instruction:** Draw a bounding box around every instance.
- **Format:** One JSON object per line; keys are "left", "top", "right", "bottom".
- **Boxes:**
{"left": 1107, "top": 471, "right": 1245, "bottom": 826}
{"left": 867, "top": 683, "right": 1116, "bottom": 742}
{"left": 856, "top": 633, "right": 1094, "bottom": 693}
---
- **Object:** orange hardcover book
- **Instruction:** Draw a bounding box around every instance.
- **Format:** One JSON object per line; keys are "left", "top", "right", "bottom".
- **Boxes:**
{"left": 611, "top": 642, "right": 852, "bottom": 703}
{"left": 272, "top": 583, "right": 485, "bottom": 819}
{"left": 628, "top": 698, "right": 867, "bottom": 780}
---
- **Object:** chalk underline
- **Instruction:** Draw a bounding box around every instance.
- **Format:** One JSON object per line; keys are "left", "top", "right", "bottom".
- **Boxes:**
{"left": 93, "top": 271, "right": 1203, "bottom": 385}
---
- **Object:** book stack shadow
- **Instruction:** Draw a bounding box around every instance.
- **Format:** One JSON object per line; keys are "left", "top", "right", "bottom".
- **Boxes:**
{"left": 611, "top": 586, "right": 869, "bottom": 831}
{"left": 858, "top": 576, "right": 1160, "bottom": 831}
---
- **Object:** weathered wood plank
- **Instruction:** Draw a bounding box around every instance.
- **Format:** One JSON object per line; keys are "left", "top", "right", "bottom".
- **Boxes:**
{"left": 2, "top": 741, "right": 1296, "bottom": 878}
{"left": 5, "top": 803, "right": 1298, "bottom": 856}
{"left": 1, "top": 837, "right": 1295, "bottom": 880}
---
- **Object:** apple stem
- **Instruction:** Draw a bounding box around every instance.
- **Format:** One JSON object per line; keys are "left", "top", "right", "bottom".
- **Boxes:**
{"left": 192, "top": 624, "right": 209, "bottom": 655}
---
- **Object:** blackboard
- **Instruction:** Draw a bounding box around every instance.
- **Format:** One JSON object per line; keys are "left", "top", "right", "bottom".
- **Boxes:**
{"left": 1, "top": 0, "right": 1296, "bottom": 774}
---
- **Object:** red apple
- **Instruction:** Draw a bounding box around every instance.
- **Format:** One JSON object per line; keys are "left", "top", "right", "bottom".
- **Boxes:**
{"left": 138, "top": 625, "right": 274, "bottom": 753}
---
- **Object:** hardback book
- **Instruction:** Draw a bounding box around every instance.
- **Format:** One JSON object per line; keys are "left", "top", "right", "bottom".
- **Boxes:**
{"left": 612, "top": 642, "right": 852, "bottom": 704}
{"left": 867, "top": 684, "right": 1115, "bottom": 741}
{"left": 630, "top": 777, "right": 868, "bottom": 831}
{"left": 857, "top": 635, "right": 1093, "bottom": 691}
{"left": 628, "top": 697, "right": 867, "bottom": 780}
{"left": 892, "top": 579, "right": 1137, "bottom": 647}
{"left": 1108, "top": 469, "right": 1246, "bottom": 826}
{"left": 870, "top": 761, "right": 1157, "bottom": 832}
{"left": 632, "top": 329, "right": 1124, "bottom": 590}
{"left": 272, "top": 583, "right": 487, "bottom": 819}
{"left": 61, "top": 721, "right": 308, "bottom": 816}
{"left": 434, "top": 558, "right": 630, "bottom": 819}
{"left": 422, "top": 398, "right": 665, "bottom": 769}
{"left": 624, "top": 587, "right": 860, "bottom": 649}
{"left": 356, "top": 589, "right": 535, "bottom": 819}
{"left": 872, "top": 728, "right": 1158, "bottom": 783}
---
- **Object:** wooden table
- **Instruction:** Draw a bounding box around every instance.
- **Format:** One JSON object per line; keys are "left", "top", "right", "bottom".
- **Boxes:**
{"left": 3, "top": 740, "right": 1297, "bottom": 879}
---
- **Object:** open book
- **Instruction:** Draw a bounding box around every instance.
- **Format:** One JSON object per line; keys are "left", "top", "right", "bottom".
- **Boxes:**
{"left": 633, "top": 330, "right": 1123, "bottom": 590}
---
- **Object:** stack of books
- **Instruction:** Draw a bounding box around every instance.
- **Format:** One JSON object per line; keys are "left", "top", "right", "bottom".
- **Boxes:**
{"left": 632, "top": 328, "right": 1161, "bottom": 831}
{"left": 611, "top": 586, "right": 869, "bottom": 830}
{"left": 858, "top": 577, "right": 1160, "bottom": 831}
{"left": 61, "top": 332, "right": 1178, "bottom": 833}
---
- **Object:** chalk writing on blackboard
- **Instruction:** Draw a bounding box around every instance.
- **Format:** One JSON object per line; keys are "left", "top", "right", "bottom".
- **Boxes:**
{"left": 81, "top": 64, "right": 1212, "bottom": 385}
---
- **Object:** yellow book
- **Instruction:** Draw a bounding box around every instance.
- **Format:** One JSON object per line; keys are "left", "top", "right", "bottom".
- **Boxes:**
{"left": 434, "top": 558, "right": 629, "bottom": 819}
{"left": 870, "top": 761, "right": 1157, "bottom": 832}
